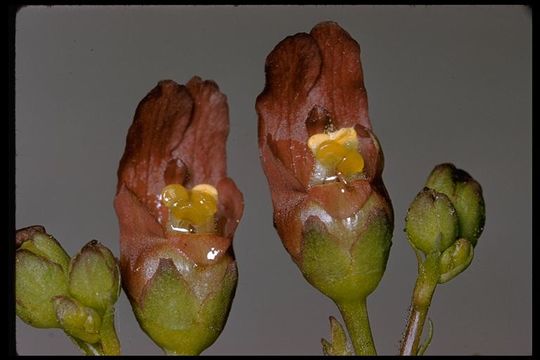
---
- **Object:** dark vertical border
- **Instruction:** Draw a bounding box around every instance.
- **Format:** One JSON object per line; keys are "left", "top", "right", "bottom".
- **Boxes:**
{"left": 533, "top": 5, "right": 536, "bottom": 351}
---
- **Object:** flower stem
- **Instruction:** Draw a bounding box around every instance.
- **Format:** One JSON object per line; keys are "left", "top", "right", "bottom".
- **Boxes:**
{"left": 99, "top": 306, "right": 121, "bottom": 355}
{"left": 337, "top": 298, "right": 377, "bottom": 355}
{"left": 67, "top": 335, "right": 103, "bottom": 355}
{"left": 400, "top": 253, "right": 440, "bottom": 355}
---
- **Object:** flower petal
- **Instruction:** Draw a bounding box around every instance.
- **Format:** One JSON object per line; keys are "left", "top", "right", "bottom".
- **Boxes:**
{"left": 117, "top": 80, "right": 194, "bottom": 225}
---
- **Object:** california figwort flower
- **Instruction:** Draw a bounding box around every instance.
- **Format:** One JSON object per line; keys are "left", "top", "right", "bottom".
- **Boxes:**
{"left": 114, "top": 77, "right": 243, "bottom": 355}
{"left": 256, "top": 21, "right": 393, "bottom": 355}
{"left": 16, "top": 226, "right": 121, "bottom": 355}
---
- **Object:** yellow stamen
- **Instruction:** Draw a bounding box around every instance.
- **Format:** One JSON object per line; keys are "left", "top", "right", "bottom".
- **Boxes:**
{"left": 307, "top": 127, "right": 365, "bottom": 179}
{"left": 161, "top": 184, "right": 189, "bottom": 208}
{"left": 316, "top": 140, "right": 348, "bottom": 168}
{"left": 160, "top": 183, "right": 219, "bottom": 231}
{"left": 337, "top": 150, "right": 365, "bottom": 177}
{"left": 190, "top": 190, "right": 218, "bottom": 225}
{"left": 191, "top": 184, "right": 218, "bottom": 201}
{"left": 308, "top": 133, "right": 331, "bottom": 153}
{"left": 331, "top": 128, "right": 358, "bottom": 149}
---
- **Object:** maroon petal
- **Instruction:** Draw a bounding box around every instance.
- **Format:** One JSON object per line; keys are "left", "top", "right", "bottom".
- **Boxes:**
{"left": 117, "top": 80, "right": 193, "bottom": 226}
{"left": 309, "top": 21, "right": 371, "bottom": 130}
{"left": 257, "top": 21, "right": 381, "bottom": 211}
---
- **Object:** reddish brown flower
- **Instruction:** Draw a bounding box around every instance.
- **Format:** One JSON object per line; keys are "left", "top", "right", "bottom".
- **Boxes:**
{"left": 257, "top": 22, "right": 393, "bottom": 302}
{"left": 114, "top": 77, "right": 243, "bottom": 354}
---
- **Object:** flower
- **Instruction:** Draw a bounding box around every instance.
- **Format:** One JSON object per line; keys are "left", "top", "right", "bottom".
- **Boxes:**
{"left": 114, "top": 77, "right": 243, "bottom": 355}
{"left": 256, "top": 22, "right": 393, "bottom": 303}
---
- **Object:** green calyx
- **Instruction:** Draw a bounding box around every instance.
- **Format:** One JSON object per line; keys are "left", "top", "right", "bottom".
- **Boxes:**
{"left": 299, "top": 192, "right": 393, "bottom": 303}
{"left": 133, "top": 253, "right": 237, "bottom": 355}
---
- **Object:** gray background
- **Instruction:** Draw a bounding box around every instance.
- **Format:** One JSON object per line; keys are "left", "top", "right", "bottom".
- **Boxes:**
{"left": 15, "top": 5, "right": 531, "bottom": 355}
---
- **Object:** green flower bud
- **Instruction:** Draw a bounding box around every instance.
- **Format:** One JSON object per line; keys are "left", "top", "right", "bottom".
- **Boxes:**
{"left": 425, "top": 163, "right": 485, "bottom": 246}
{"left": 16, "top": 250, "right": 69, "bottom": 328}
{"left": 53, "top": 296, "right": 102, "bottom": 344}
{"left": 15, "top": 226, "right": 69, "bottom": 328}
{"left": 405, "top": 188, "right": 459, "bottom": 255}
{"left": 132, "top": 253, "right": 237, "bottom": 355}
{"left": 68, "top": 240, "right": 120, "bottom": 313}
{"left": 438, "top": 238, "right": 474, "bottom": 283}
{"left": 301, "top": 192, "right": 393, "bottom": 303}
{"left": 16, "top": 225, "right": 70, "bottom": 273}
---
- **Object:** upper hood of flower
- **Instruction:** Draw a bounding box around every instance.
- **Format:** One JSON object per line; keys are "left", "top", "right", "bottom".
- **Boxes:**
{"left": 256, "top": 22, "right": 392, "bottom": 259}
{"left": 114, "top": 77, "right": 243, "bottom": 303}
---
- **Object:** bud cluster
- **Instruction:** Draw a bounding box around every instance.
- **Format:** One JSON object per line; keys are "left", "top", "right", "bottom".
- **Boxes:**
{"left": 405, "top": 163, "right": 485, "bottom": 283}
{"left": 16, "top": 226, "right": 120, "bottom": 354}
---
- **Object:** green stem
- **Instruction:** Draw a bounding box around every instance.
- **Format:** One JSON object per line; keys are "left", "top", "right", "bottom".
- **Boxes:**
{"left": 67, "top": 335, "right": 103, "bottom": 355}
{"left": 337, "top": 298, "right": 377, "bottom": 355}
{"left": 99, "top": 306, "right": 121, "bottom": 355}
{"left": 400, "top": 253, "right": 439, "bottom": 356}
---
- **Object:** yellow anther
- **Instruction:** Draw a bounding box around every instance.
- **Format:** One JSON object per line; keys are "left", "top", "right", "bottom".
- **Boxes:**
{"left": 331, "top": 128, "right": 358, "bottom": 149}
{"left": 308, "top": 127, "right": 364, "bottom": 179}
{"left": 191, "top": 184, "right": 218, "bottom": 201}
{"left": 191, "top": 190, "right": 218, "bottom": 222}
{"left": 160, "top": 183, "right": 219, "bottom": 230}
{"left": 171, "top": 205, "right": 192, "bottom": 223}
{"left": 316, "top": 140, "right": 348, "bottom": 168}
{"left": 337, "top": 150, "right": 365, "bottom": 177}
{"left": 308, "top": 127, "right": 359, "bottom": 152}
{"left": 161, "top": 184, "right": 189, "bottom": 208}
{"left": 307, "top": 133, "right": 331, "bottom": 153}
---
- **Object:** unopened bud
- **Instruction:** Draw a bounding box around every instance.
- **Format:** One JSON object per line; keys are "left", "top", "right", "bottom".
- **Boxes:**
{"left": 425, "top": 163, "right": 485, "bottom": 246}
{"left": 405, "top": 188, "right": 458, "bottom": 254}
{"left": 16, "top": 225, "right": 70, "bottom": 273}
{"left": 68, "top": 240, "right": 120, "bottom": 313}
{"left": 15, "top": 226, "right": 69, "bottom": 328}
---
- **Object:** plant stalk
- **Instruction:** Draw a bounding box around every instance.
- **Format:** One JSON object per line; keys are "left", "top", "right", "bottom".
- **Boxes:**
{"left": 100, "top": 306, "right": 121, "bottom": 355}
{"left": 400, "top": 253, "right": 439, "bottom": 355}
{"left": 337, "top": 297, "right": 377, "bottom": 355}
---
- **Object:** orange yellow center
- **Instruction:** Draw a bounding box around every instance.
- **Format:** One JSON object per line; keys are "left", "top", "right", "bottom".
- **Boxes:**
{"left": 160, "top": 184, "right": 218, "bottom": 229}
{"left": 308, "top": 127, "right": 365, "bottom": 177}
